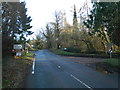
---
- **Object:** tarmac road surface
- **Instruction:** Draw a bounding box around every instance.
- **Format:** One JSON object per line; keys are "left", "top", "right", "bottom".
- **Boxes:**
{"left": 26, "top": 50, "right": 119, "bottom": 88}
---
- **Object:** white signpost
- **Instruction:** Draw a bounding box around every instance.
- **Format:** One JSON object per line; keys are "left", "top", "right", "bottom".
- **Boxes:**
{"left": 13, "top": 44, "right": 23, "bottom": 56}
{"left": 107, "top": 43, "right": 113, "bottom": 58}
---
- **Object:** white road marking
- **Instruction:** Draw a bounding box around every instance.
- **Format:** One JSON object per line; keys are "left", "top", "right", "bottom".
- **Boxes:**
{"left": 32, "top": 71, "right": 34, "bottom": 74}
{"left": 32, "top": 58, "right": 35, "bottom": 74}
{"left": 58, "top": 65, "right": 61, "bottom": 69}
{"left": 70, "top": 74, "right": 93, "bottom": 90}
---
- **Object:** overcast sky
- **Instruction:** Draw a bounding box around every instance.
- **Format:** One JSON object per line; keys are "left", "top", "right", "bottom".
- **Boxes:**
{"left": 25, "top": 0, "right": 92, "bottom": 39}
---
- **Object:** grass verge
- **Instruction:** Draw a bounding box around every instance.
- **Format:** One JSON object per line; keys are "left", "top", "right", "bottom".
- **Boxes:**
{"left": 95, "top": 58, "right": 120, "bottom": 73}
{"left": 102, "top": 58, "right": 120, "bottom": 68}
{"left": 29, "top": 48, "right": 38, "bottom": 51}
{"left": 50, "top": 49, "right": 119, "bottom": 58}
{"left": 51, "top": 49, "right": 120, "bottom": 73}
{"left": 2, "top": 52, "right": 34, "bottom": 88}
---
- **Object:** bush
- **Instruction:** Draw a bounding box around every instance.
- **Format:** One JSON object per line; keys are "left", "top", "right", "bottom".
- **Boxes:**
{"left": 63, "top": 47, "right": 81, "bottom": 53}
{"left": 115, "top": 50, "right": 120, "bottom": 54}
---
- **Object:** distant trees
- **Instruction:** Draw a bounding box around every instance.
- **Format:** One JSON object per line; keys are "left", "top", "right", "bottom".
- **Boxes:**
{"left": 41, "top": 24, "right": 53, "bottom": 49}
{"left": 52, "top": 11, "right": 63, "bottom": 49}
{"left": 34, "top": 34, "right": 45, "bottom": 49}
{"left": 2, "top": 2, "right": 33, "bottom": 57}
{"left": 37, "top": 2, "right": 119, "bottom": 53}
{"left": 40, "top": 11, "right": 63, "bottom": 49}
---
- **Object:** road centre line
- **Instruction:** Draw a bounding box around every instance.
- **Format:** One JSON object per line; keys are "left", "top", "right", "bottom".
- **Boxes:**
{"left": 53, "top": 57, "right": 93, "bottom": 89}
{"left": 32, "top": 58, "right": 35, "bottom": 74}
{"left": 32, "top": 54, "right": 92, "bottom": 88}
{"left": 58, "top": 65, "right": 61, "bottom": 69}
{"left": 56, "top": 64, "right": 93, "bottom": 89}
{"left": 70, "top": 74, "right": 93, "bottom": 90}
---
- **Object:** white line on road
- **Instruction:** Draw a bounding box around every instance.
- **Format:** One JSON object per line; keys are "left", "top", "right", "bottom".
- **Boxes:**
{"left": 58, "top": 65, "right": 61, "bottom": 69}
{"left": 70, "top": 74, "right": 93, "bottom": 90}
{"left": 32, "top": 58, "right": 35, "bottom": 74}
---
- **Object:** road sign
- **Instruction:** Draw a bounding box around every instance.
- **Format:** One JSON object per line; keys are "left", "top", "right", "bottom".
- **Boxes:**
{"left": 109, "top": 49, "right": 112, "bottom": 53}
{"left": 16, "top": 52, "right": 22, "bottom": 56}
{"left": 13, "top": 44, "right": 23, "bottom": 57}
{"left": 13, "top": 44, "right": 23, "bottom": 50}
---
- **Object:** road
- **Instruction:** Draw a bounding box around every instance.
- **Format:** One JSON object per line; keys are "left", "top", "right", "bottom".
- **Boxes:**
{"left": 26, "top": 50, "right": 119, "bottom": 88}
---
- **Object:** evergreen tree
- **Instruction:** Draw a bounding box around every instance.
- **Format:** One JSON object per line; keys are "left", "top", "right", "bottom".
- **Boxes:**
{"left": 84, "top": 2, "right": 120, "bottom": 47}
{"left": 73, "top": 5, "right": 78, "bottom": 31}
{"left": 2, "top": 2, "right": 33, "bottom": 57}
{"left": 72, "top": 5, "right": 79, "bottom": 48}
{"left": 18, "top": 2, "right": 33, "bottom": 43}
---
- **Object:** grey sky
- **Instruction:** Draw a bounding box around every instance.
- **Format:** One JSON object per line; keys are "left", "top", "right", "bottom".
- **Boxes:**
{"left": 24, "top": 0, "right": 92, "bottom": 39}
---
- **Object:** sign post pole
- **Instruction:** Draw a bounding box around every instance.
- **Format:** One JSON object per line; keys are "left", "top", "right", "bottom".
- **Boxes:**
{"left": 108, "top": 43, "right": 113, "bottom": 59}
{"left": 109, "top": 49, "right": 112, "bottom": 58}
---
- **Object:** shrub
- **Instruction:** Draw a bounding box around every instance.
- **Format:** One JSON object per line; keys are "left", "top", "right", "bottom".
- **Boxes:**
{"left": 63, "top": 47, "right": 81, "bottom": 53}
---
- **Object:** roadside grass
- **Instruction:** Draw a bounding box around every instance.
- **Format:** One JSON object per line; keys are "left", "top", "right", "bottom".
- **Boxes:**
{"left": 22, "top": 56, "right": 33, "bottom": 60}
{"left": 51, "top": 49, "right": 81, "bottom": 56}
{"left": 2, "top": 52, "right": 34, "bottom": 88}
{"left": 26, "top": 52, "right": 34, "bottom": 56}
{"left": 95, "top": 58, "right": 120, "bottom": 73}
{"left": 51, "top": 49, "right": 107, "bottom": 58}
{"left": 56, "top": 50, "right": 120, "bottom": 68}
{"left": 29, "top": 48, "right": 38, "bottom": 51}
{"left": 20, "top": 52, "right": 35, "bottom": 60}
{"left": 102, "top": 58, "right": 120, "bottom": 68}
{"left": 51, "top": 49, "right": 119, "bottom": 73}
{"left": 51, "top": 49, "right": 119, "bottom": 58}
{"left": 57, "top": 50, "right": 78, "bottom": 56}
